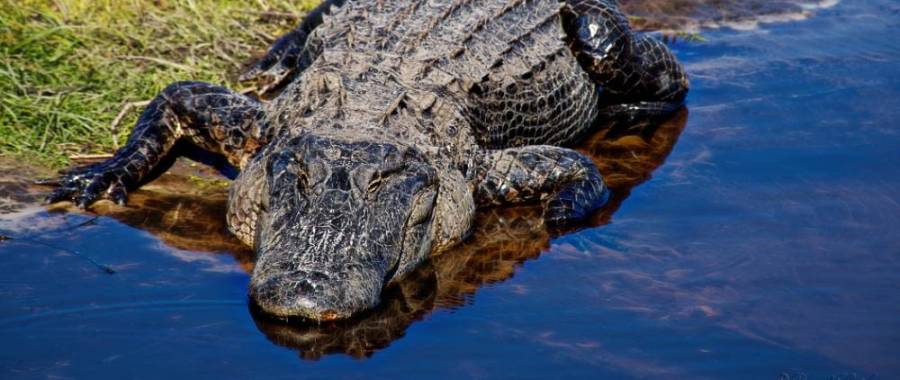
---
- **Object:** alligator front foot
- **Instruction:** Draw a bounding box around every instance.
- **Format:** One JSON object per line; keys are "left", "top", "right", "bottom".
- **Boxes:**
{"left": 472, "top": 146, "right": 610, "bottom": 226}
{"left": 42, "top": 160, "right": 131, "bottom": 208}
{"left": 542, "top": 170, "right": 609, "bottom": 225}
{"left": 239, "top": 0, "right": 348, "bottom": 94}
{"left": 239, "top": 28, "right": 307, "bottom": 92}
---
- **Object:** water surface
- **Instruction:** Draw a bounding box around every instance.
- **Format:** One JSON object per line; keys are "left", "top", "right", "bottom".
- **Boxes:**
{"left": 2, "top": 1, "right": 899, "bottom": 378}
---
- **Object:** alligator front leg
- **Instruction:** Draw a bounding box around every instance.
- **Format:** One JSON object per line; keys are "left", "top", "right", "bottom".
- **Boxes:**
{"left": 561, "top": 0, "right": 689, "bottom": 120}
{"left": 44, "top": 81, "right": 267, "bottom": 208}
{"left": 472, "top": 146, "right": 609, "bottom": 225}
{"left": 239, "top": 0, "right": 347, "bottom": 93}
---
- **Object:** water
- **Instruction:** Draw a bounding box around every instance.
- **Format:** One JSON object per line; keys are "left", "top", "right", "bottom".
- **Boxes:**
{"left": 2, "top": 1, "right": 899, "bottom": 378}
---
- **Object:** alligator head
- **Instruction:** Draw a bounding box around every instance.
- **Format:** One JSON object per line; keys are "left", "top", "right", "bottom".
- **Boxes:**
{"left": 249, "top": 134, "right": 439, "bottom": 321}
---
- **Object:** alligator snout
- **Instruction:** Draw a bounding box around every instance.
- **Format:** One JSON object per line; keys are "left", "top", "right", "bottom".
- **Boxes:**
{"left": 251, "top": 274, "right": 343, "bottom": 321}
{"left": 250, "top": 264, "right": 383, "bottom": 321}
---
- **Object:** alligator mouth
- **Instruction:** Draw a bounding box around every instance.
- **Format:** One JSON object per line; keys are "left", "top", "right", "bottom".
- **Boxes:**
{"left": 248, "top": 253, "right": 388, "bottom": 320}
{"left": 249, "top": 270, "right": 386, "bottom": 321}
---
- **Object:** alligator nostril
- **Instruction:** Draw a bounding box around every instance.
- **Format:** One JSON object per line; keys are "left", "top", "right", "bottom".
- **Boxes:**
{"left": 250, "top": 271, "right": 357, "bottom": 320}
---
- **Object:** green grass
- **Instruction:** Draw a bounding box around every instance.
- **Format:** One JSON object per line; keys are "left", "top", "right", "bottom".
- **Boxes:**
{"left": 0, "top": 0, "right": 320, "bottom": 167}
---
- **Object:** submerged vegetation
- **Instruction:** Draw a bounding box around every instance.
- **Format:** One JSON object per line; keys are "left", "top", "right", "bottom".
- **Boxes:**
{"left": 0, "top": 0, "right": 320, "bottom": 167}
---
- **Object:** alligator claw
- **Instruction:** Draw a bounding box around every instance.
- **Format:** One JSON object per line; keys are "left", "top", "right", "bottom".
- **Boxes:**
{"left": 241, "top": 62, "right": 296, "bottom": 95}
{"left": 38, "top": 162, "right": 130, "bottom": 208}
{"left": 238, "top": 66, "right": 264, "bottom": 82}
{"left": 73, "top": 180, "right": 104, "bottom": 208}
{"left": 45, "top": 187, "right": 76, "bottom": 205}
{"left": 108, "top": 183, "right": 129, "bottom": 206}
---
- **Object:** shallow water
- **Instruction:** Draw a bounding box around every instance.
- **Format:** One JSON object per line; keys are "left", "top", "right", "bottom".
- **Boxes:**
{"left": 2, "top": 0, "right": 899, "bottom": 378}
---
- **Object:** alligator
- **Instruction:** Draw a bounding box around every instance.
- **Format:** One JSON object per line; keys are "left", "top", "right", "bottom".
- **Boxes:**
{"left": 42, "top": 0, "right": 688, "bottom": 321}
{"left": 252, "top": 111, "right": 689, "bottom": 359}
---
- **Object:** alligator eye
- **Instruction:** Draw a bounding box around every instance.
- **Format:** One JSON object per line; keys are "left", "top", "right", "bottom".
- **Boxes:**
{"left": 367, "top": 176, "right": 383, "bottom": 194}
{"left": 293, "top": 171, "right": 311, "bottom": 206}
{"left": 296, "top": 171, "right": 308, "bottom": 190}
{"left": 366, "top": 163, "right": 406, "bottom": 194}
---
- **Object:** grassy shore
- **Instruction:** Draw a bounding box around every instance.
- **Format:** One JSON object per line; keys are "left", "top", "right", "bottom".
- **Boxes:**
{"left": 0, "top": 0, "right": 319, "bottom": 167}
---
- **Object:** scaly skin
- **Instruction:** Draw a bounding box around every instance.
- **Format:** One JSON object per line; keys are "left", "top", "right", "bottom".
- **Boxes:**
{"left": 43, "top": 0, "right": 688, "bottom": 321}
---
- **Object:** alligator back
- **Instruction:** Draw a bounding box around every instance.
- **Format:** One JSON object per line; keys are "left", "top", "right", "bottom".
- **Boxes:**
{"left": 268, "top": 0, "right": 600, "bottom": 149}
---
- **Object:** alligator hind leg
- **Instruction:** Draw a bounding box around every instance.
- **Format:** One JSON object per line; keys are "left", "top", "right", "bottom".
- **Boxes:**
{"left": 560, "top": 0, "right": 689, "bottom": 119}
{"left": 44, "top": 81, "right": 268, "bottom": 208}
{"left": 472, "top": 146, "right": 609, "bottom": 225}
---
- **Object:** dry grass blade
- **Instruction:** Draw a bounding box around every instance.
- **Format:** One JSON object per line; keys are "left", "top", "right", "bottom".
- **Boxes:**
{"left": 109, "top": 100, "right": 151, "bottom": 148}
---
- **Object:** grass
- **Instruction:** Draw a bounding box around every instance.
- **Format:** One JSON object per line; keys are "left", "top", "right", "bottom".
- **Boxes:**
{"left": 0, "top": 0, "right": 320, "bottom": 167}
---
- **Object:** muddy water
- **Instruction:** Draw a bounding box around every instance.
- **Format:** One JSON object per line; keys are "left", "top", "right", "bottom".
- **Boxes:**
{"left": 2, "top": 0, "right": 899, "bottom": 378}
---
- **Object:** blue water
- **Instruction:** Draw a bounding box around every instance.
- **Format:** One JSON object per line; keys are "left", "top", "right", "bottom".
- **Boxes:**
{"left": 2, "top": 1, "right": 899, "bottom": 378}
